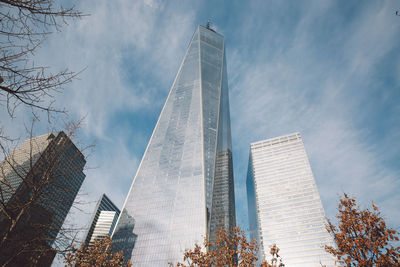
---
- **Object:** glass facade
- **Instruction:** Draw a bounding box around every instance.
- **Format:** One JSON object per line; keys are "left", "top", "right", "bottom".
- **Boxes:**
{"left": 0, "top": 132, "right": 86, "bottom": 244}
{"left": 0, "top": 132, "right": 86, "bottom": 265}
{"left": 85, "top": 194, "right": 120, "bottom": 245}
{"left": 112, "top": 25, "right": 235, "bottom": 265}
{"left": 247, "top": 133, "right": 336, "bottom": 267}
{"left": 0, "top": 133, "right": 53, "bottom": 205}
{"left": 209, "top": 51, "right": 235, "bottom": 245}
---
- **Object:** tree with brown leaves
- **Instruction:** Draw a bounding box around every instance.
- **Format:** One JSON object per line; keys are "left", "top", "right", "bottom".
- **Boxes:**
{"left": 173, "top": 227, "right": 284, "bottom": 267}
{"left": 65, "top": 236, "right": 131, "bottom": 267}
{"left": 325, "top": 193, "right": 400, "bottom": 266}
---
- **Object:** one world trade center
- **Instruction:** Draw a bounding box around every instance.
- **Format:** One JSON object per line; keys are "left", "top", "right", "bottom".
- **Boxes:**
{"left": 112, "top": 24, "right": 236, "bottom": 265}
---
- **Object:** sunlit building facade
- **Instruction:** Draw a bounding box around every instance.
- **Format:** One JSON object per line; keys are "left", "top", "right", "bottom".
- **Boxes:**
{"left": 247, "top": 133, "right": 336, "bottom": 266}
{"left": 112, "top": 25, "right": 235, "bottom": 265}
{"left": 90, "top": 211, "right": 118, "bottom": 243}
{"left": 85, "top": 194, "right": 120, "bottom": 245}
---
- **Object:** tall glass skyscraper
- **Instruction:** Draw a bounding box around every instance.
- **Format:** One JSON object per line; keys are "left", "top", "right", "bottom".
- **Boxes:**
{"left": 112, "top": 25, "right": 235, "bottom": 265}
{"left": 247, "top": 133, "right": 336, "bottom": 267}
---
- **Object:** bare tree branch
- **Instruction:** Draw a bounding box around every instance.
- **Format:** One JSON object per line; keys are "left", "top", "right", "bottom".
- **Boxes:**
{"left": 0, "top": 0, "right": 86, "bottom": 118}
{"left": 0, "top": 119, "right": 90, "bottom": 266}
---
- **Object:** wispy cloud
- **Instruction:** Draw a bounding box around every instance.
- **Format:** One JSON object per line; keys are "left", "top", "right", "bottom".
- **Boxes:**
{"left": 15, "top": 1, "right": 200, "bottom": 258}
{"left": 2, "top": 2, "right": 399, "bottom": 263}
{"left": 229, "top": 1, "right": 400, "bottom": 228}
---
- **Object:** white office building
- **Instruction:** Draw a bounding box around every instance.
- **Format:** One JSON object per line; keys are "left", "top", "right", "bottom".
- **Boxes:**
{"left": 85, "top": 194, "right": 120, "bottom": 245}
{"left": 246, "top": 133, "right": 336, "bottom": 266}
{"left": 89, "top": 210, "right": 119, "bottom": 245}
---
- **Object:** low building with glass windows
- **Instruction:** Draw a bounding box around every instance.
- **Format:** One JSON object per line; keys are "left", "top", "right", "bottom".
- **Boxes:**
{"left": 85, "top": 194, "right": 120, "bottom": 245}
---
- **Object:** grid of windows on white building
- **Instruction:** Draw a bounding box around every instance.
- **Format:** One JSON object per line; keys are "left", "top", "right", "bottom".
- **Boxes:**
{"left": 90, "top": 211, "right": 119, "bottom": 245}
{"left": 247, "top": 132, "right": 337, "bottom": 267}
{"left": 85, "top": 194, "right": 120, "bottom": 245}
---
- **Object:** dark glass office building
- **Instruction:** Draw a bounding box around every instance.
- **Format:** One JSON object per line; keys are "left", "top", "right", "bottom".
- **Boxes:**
{"left": 0, "top": 132, "right": 86, "bottom": 266}
{"left": 112, "top": 25, "right": 236, "bottom": 265}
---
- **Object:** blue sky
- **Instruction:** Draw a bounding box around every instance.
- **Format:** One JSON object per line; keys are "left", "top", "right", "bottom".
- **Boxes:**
{"left": 2, "top": 0, "right": 399, "bottom": 252}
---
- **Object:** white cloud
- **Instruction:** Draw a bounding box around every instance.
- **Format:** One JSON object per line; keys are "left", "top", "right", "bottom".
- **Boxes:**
{"left": 229, "top": 0, "right": 400, "bottom": 229}
{"left": 344, "top": 3, "right": 399, "bottom": 76}
{"left": 2, "top": 2, "right": 399, "bottom": 264}
{"left": 27, "top": 2, "right": 198, "bottom": 264}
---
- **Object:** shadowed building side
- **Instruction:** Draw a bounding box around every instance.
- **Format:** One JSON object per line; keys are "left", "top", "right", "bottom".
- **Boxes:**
{"left": 209, "top": 51, "right": 236, "bottom": 246}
